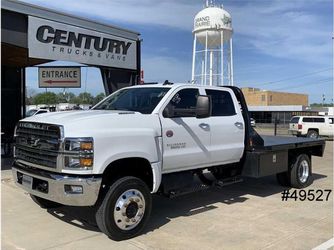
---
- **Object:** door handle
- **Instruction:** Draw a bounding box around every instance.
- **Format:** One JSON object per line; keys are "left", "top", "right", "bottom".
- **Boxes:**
{"left": 199, "top": 123, "right": 210, "bottom": 130}
{"left": 234, "top": 122, "right": 244, "bottom": 129}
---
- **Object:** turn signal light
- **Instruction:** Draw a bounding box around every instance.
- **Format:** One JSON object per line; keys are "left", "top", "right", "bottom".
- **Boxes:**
{"left": 298, "top": 124, "right": 302, "bottom": 129}
{"left": 80, "top": 158, "right": 93, "bottom": 167}
{"left": 80, "top": 142, "right": 93, "bottom": 150}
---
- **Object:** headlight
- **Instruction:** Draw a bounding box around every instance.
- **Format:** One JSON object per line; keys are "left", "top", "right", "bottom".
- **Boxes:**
{"left": 64, "top": 138, "right": 94, "bottom": 169}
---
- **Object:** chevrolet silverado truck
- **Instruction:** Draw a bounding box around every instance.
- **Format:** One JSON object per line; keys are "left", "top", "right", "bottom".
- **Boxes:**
{"left": 13, "top": 84, "right": 325, "bottom": 240}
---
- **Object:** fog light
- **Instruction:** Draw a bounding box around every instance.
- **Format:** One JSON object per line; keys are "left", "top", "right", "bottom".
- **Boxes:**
{"left": 65, "top": 185, "right": 83, "bottom": 194}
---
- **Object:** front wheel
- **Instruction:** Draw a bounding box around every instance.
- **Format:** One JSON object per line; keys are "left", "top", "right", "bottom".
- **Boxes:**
{"left": 95, "top": 176, "right": 152, "bottom": 241}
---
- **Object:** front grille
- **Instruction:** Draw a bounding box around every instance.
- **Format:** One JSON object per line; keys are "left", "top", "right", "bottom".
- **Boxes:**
{"left": 15, "top": 122, "right": 62, "bottom": 169}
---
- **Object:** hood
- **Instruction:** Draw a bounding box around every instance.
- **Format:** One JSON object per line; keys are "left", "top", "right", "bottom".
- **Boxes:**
{"left": 22, "top": 110, "right": 140, "bottom": 125}
{"left": 21, "top": 110, "right": 162, "bottom": 137}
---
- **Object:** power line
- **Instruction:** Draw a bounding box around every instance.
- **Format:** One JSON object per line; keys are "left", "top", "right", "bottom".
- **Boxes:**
{"left": 238, "top": 67, "right": 333, "bottom": 87}
{"left": 272, "top": 78, "right": 332, "bottom": 91}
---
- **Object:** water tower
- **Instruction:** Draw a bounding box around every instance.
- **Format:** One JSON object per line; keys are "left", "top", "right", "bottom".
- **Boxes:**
{"left": 191, "top": 0, "right": 234, "bottom": 86}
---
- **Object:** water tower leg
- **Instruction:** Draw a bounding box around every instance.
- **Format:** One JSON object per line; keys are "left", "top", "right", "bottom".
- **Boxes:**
{"left": 220, "top": 31, "right": 224, "bottom": 86}
{"left": 201, "top": 59, "right": 205, "bottom": 85}
{"left": 204, "top": 30, "right": 208, "bottom": 86}
{"left": 209, "top": 50, "right": 213, "bottom": 86}
{"left": 191, "top": 34, "right": 197, "bottom": 83}
{"left": 230, "top": 38, "right": 234, "bottom": 86}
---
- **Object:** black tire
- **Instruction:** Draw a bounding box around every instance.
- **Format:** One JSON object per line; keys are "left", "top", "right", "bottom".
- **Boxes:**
{"left": 95, "top": 176, "right": 152, "bottom": 241}
{"left": 307, "top": 130, "right": 318, "bottom": 139}
{"left": 276, "top": 172, "right": 290, "bottom": 186}
{"left": 289, "top": 154, "right": 313, "bottom": 189}
{"left": 30, "top": 194, "right": 62, "bottom": 208}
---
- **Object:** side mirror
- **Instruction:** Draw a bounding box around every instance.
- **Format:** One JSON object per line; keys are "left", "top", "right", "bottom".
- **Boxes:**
{"left": 196, "top": 95, "right": 211, "bottom": 119}
{"left": 163, "top": 104, "right": 174, "bottom": 118}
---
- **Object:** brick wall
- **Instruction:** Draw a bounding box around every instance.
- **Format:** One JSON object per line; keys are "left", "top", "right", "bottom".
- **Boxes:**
{"left": 241, "top": 87, "right": 308, "bottom": 106}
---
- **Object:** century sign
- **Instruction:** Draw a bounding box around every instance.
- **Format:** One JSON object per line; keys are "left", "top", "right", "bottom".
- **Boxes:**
{"left": 28, "top": 16, "right": 137, "bottom": 70}
{"left": 38, "top": 67, "right": 81, "bottom": 88}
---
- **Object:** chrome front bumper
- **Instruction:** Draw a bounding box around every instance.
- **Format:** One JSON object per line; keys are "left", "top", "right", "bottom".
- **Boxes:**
{"left": 12, "top": 162, "right": 102, "bottom": 206}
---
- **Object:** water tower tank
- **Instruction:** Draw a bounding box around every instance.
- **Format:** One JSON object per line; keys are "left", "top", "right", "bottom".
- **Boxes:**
{"left": 193, "top": 6, "right": 232, "bottom": 48}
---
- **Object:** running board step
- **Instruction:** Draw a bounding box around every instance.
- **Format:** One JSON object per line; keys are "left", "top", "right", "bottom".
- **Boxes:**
{"left": 167, "top": 177, "right": 243, "bottom": 198}
{"left": 168, "top": 183, "right": 210, "bottom": 198}
{"left": 215, "top": 177, "right": 243, "bottom": 188}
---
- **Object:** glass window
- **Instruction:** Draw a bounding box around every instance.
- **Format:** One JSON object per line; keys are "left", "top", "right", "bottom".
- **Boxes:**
{"left": 165, "top": 88, "right": 199, "bottom": 117}
{"left": 290, "top": 117, "right": 300, "bottom": 123}
{"left": 302, "top": 117, "right": 313, "bottom": 123}
{"left": 205, "top": 89, "right": 236, "bottom": 116}
{"left": 261, "top": 95, "right": 265, "bottom": 101}
{"left": 313, "top": 118, "right": 325, "bottom": 123}
{"left": 37, "top": 110, "right": 48, "bottom": 114}
{"left": 93, "top": 87, "right": 170, "bottom": 114}
{"left": 26, "top": 109, "right": 37, "bottom": 117}
{"left": 329, "top": 118, "right": 333, "bottom": 124}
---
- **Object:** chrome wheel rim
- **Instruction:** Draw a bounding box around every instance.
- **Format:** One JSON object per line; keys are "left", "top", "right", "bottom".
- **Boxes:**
{"left": 114, "top": 189, "right": 145, "bottom": 231}
{"left": 309, "top": 132, "right": 317, "bottom": 138}
{"left": 298, "top": 160, "right": 309, "bottom": 183}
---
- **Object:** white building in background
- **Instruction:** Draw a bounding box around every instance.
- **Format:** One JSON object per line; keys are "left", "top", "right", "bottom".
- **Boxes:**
{"left": 191, "top": 0, "right": 234, "bottom": 86}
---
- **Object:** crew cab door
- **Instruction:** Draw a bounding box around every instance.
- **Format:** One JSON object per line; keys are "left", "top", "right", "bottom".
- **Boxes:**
{"left": 159, "top": 88, "right": 211, "bottom": 173}
{"left": 205, "top": 88, "right": 245, "bottom": 165}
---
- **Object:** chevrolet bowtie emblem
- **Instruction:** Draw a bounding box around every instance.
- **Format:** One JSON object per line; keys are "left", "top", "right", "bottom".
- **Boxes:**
{"left": 29, "top": 138, "right": 40, "bottom": 147}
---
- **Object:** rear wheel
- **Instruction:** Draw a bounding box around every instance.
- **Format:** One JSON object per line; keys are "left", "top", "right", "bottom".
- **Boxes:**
{"left": 289, "top": 154, "right": 312, "bottom": 189}
{"left": 307, "top": 130, "right": 318, "bottom": 139}
{"left": 95, "top": 176, "right": 152, "bottom": 241}
{"left": 30, "top": 195, "right": 62, "bottom": 208}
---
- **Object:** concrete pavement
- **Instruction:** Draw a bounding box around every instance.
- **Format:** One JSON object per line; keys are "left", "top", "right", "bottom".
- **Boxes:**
{"left": 2, "top": 141, "right": 333, "bottom": 250}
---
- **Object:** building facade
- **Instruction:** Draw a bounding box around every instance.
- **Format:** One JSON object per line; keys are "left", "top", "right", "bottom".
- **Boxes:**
{"left": 241, "top": 87, "right": 308, "bottom": 106}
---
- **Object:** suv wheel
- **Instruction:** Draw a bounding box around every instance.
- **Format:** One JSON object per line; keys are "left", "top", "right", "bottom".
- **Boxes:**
{"left": 307, "top": 130, "right": 318, "bottom": 139}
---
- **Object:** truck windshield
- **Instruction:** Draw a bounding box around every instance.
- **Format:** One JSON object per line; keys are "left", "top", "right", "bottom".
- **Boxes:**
{"left": 93, "top": 87, "right": 170, "bottom": 114}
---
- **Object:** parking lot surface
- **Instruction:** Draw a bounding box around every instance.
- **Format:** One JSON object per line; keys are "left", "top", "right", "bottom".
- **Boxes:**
{"left": 2, "top": 140, "right": 333, "bottom": 250}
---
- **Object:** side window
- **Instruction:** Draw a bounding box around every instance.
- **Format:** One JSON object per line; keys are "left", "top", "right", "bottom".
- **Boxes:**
{"left": 261, "top": 95, "right": 265, "bottom": 101}
{"left": 329, "top": 118, "right": 333, "bottom": 124}
{"left": 290, "top": 117, "right": 300, "bottom": 123}
{"left": 205, "top": 89, "right": 236, "bottom": 116}
{"left": 165, "top": 88, "right": 199, "bottom": 117}
{"left": 302, "top": 117, "right": 313, "bottom": 123}
{"left": 314, "top": 118, "right": 325, "bottom": 123}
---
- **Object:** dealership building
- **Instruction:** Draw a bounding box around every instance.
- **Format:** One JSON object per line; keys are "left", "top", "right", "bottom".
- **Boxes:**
{"left": 1, "top": 0, "right": 141, "bottom": 140}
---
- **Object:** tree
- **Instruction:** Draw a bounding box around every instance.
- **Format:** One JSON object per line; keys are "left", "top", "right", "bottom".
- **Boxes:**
{"left": 57, "top": 92, "right": 76, "bottom": 103}
{"left": 93, "top": 92, "right": 106, "bottom": 105}
{"left": 32, "top": 92, "right": 58, "bottom": 105}
{"left": 76, "top": 92, "right": 94, "bottom": 104}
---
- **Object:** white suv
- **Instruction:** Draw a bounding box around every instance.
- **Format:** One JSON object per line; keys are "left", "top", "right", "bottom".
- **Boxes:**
{"left": 289, "top": 116, "right": 333, "bottom": 138}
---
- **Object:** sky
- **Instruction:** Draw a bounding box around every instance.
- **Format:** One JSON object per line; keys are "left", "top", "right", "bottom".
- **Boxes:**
{"left": 23, "top": 0, "right": 333, "bottom": 104}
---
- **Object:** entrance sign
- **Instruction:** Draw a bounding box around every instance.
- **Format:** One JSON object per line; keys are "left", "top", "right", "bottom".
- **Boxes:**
{"left": 28, "top": 16, "right": 137, "bottom": 70}
{"left": 39, "top": 67, "right": 81, "bottom": 88}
